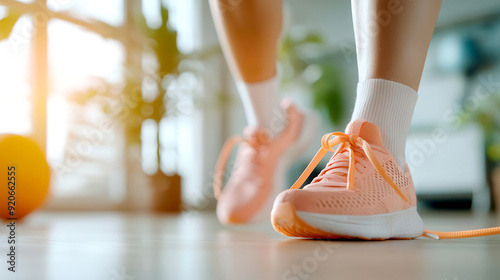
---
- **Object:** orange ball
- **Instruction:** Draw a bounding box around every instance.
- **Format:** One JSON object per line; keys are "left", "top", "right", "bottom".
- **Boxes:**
{"left": 0, "top": 135, "right": 50, "bottom": 221}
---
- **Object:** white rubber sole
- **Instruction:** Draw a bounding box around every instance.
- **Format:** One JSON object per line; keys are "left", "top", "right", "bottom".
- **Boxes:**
{"left": 296, "top": 206, "right": 424, "bottom": 239}
{"left": 251, "top": 110, "right": 319, "bottom": 223}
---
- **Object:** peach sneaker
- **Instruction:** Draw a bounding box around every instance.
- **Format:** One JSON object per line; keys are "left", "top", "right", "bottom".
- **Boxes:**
{"left": 271, "top": 120, "right": 423, "bottom": 239}
{"left": 214, "top": 99, "right": 315, "bottom": 225}
{"left": 272, "top": 120, "right": 500, "bottom": 240}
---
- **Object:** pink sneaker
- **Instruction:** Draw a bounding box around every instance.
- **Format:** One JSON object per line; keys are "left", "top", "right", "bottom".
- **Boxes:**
{"left": 271, "top": 120, "right": 424, "bottom": 240}
{"left": 271, "top": 120, "right": 500, "bottom": 240}
{"left": 214, "top": 99, "right": 315, "bottom": 224}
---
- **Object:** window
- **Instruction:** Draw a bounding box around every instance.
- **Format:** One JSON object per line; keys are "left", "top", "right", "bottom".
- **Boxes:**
{"left": 0, "top": 0, "right": 189, "bottom": 209}
{"left": 0, "top": 13, "right": 32, "bottom": 135}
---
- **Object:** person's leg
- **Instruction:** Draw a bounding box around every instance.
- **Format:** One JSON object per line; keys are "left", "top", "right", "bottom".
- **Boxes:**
{"left": 210, "top": 0, "right": 312, "bottom": 224}
{"left": 271, "top": 0, "right": 442, "bottom": 239}
{"left": 353, "top": 0, "right": 441, "bottom": 91}
{"left": 209, "top": 0, "right": 283, "bottom": 130}
{"left": 351, "top": 0, "right": 442, "bottom": 168}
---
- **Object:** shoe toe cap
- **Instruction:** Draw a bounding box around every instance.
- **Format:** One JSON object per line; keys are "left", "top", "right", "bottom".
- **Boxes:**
{"left": 273, "top": 189, "right": 318, "bottom": 212}
{"left": 216, "top": 195, "right": 252, "bottom": 224}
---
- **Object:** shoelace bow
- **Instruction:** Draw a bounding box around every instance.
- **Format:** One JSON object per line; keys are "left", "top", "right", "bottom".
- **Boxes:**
{"left": 213, "top": 131, "right": 270, "bottom": 200}
{"left": 290, "top": 132, "right": 410, "bottom": 203}
{"left": 290, "top": 132, "right": 500, "bottom": 240}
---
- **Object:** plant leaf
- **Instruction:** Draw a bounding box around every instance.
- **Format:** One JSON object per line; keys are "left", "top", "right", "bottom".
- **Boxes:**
{"left": 0, "top": 9, "right": 22, "bottom": 41}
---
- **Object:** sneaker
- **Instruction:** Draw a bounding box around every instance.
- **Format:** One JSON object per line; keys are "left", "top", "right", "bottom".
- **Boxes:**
{"left": 272, "top": 119, "right": 500, "bottom": 240}
{"left": 214, "top": 99, "right": 315, "bottom": 224}
{"left": 271, "top": 120, "right": 424, "bottom": 240}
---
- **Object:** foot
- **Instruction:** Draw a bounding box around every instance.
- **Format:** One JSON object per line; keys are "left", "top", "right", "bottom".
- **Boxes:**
{"left": 214, "top": 99, "right": 313, "bottom": 224}
{"left": 271, "top": 120, "right": 424, "bottom": 240}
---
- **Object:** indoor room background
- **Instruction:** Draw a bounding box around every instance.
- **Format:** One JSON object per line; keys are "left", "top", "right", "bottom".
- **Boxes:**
{"left": 1, "top": 0, "right": 500, "bottom": 279}
{"left": 2, "top": 0, "right": 498, "bottom": 213}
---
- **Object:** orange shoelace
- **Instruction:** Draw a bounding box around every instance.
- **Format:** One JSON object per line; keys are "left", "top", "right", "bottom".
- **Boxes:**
{"left": 290, "top": 132, "right": 410, "bottom": 203}
{"left": 290, "top": 132, "right": 500, "bottom": 240}
{"left": 213, "top": 135, "right": 243, "bottom": 200}
{"left": 213, "top": 131, "right": 270, "bottom": 200}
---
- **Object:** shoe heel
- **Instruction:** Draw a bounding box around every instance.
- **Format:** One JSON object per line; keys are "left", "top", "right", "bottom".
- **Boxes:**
{"left": 284, "top": 109, "right": 319, "bottom": 161}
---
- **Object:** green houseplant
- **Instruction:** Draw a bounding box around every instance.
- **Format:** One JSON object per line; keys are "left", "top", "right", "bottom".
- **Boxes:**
{"left": 69, "top": 3, "right": 184, "bottom": 212}
{"left": 279, "top": 31, "right": 347, "bottom": 126}
{"left": 460, "top": 89, "right": 500, "bottom": 211}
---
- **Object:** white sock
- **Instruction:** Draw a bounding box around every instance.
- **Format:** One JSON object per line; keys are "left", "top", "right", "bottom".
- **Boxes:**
{"left": 236, "top": 76, "right": 282, "bottom": 131}
{"left": 351, "top": 79, "right": 418, "bottom": 170}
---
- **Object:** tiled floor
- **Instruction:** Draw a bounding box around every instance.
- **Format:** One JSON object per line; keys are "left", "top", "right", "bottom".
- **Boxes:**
{"left": 1, "top": 210, "right": 500, "bottom": 280}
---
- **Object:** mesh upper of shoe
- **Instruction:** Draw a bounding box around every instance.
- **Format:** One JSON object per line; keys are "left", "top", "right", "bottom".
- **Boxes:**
{"left": 275, "top": 120, "right": 416, "bottom": 216}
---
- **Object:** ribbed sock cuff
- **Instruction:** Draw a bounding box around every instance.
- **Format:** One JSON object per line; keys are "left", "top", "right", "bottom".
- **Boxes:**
{"left": 236, "top": 76, "right": 281, "bottom": 129}
{"left": 351, "top": 79, "right": 418, "bottom": 169}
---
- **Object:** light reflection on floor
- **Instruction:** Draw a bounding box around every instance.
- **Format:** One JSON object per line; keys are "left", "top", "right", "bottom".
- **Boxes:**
{"left": 1, "top": 210, "right": 499, "bottom": 280}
